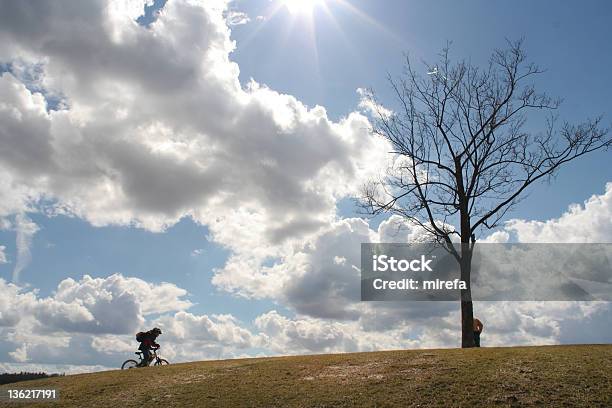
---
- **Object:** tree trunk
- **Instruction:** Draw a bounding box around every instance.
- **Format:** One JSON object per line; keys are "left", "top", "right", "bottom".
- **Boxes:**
{"left": 461, "top": 299, "right": 475, "bottom": 348}
{"left": 456, "top": 158, "right": 475, "bottom": 348}
{"left": 460, "top": 243, "right": 475, "bottom": 348}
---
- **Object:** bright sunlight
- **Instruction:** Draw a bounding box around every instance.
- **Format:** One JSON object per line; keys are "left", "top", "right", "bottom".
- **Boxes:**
{"left": 282, "top": 0, "right": 324, "bottom": 14}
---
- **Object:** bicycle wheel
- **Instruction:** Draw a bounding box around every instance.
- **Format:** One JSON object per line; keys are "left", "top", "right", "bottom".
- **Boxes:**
{"left": 154, "top": 358, "right": 169, "bottom": 366}
{"left": 121, "top": 359, "right": 139, "bottom": 369}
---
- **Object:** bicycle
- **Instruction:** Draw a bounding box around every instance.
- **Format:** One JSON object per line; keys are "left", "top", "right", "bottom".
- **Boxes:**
{"left": 121, "top": 347, "right": 169, "bottom": 369}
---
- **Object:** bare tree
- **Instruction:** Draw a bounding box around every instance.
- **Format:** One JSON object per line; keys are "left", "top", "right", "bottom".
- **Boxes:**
{"left": 360, "top": 40, "right": 611, "bottom": 347}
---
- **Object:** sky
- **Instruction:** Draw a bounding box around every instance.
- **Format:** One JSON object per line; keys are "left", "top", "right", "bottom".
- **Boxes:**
{"left": 0, "top": 0, "right": 611, "bottom": 373}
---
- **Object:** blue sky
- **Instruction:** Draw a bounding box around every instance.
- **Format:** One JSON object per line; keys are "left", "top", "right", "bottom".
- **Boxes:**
{"left": 0, "top": 0, "right": 610, "bottom": 372}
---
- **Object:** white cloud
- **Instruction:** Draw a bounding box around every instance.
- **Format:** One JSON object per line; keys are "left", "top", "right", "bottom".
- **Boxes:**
{"left": 32, "top": 298, "right": 97, "bottom": 333}
{"left": 191, "top": 248, "right": 204, "bottom": 257}
{"left": 357, "top": 87, "right": 392, "bottom": 119}
{"left": 500, "top": 183, "right": 612, "bottom": 243}
{"left": 0, "top": 268, "right": 610, "bottom": 371}
{"left": 255, "top": 311, "right": 360, "bottom": 353}
{"left": 8, "top": 343, "right": 28, "bottom": 362}
{"left": 213, "top": 215, "right": 454, "bottom": 322}
{"left": 50, "top": 274, "right": 193, "bottom": 328}
{"left": 0, "top": 274, "right": 192, "bottom": 334}
{"left": 155, "top": 311, "right": 257, "bottom": 349}
{"left": 0, "top": 273, "right": 189, "bottom": 372}
{"left": 12, "top": 214, "right": 39, "bottom": 283}
{"left": 254, "top": 309, "right": 459, "bottom": 354}
{"left": 0, "top": 278, "right": 36, "bottom": 327}
{"left": 0, "top": 0, "right": 391, "bottom": 250}
{"left": 0, "top": 245, "right": 7, "bottom": 264}
{"left": 212, "top": 185, "right": 612, "bottom": 354}
{"left": 472, "top": 301, "right": 610, "bottom": 347}
{"left": 225, "top": 10, "right": 250, "bottom": 26}
{"left": 479, "top": 230, "right": 510, "bottom": 243}
{"left": 0, "top": 0, "right": 394, "bottom": 370}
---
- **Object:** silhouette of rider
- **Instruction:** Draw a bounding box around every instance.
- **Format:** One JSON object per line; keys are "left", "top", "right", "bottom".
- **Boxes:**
{"left": 138, "top": 327, "right": 162, "bottom": 366}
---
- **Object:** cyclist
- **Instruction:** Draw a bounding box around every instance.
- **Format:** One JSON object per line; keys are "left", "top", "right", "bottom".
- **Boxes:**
{"left": 137, "top": 327, "right": 162, "bottom": 366}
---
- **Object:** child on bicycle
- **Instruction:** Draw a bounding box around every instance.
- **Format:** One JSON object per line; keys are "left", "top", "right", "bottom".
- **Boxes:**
{"left": 137, "top": 327, "right": 162, "bottom": 366}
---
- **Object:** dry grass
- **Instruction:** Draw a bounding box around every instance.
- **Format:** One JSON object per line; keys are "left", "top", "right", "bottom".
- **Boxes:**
{"left": 0, "top": 345, "right": 610, "bottom": 407}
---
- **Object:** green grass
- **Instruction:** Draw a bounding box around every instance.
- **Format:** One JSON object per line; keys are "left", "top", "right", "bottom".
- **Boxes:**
{"left": 1, "top": 345, "right": 610, "bottom": 407}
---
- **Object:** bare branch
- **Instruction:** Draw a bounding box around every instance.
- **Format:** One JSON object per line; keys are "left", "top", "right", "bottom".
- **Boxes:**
{"left": 358, "top": 40, "right": 611, "bottom": 246}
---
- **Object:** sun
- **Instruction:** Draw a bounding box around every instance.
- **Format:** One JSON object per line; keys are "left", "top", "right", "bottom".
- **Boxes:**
{"left": 282, "top": 0, "right": 324, "bottom": 15}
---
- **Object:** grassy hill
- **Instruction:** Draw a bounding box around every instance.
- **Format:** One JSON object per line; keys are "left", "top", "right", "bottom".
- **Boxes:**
{"left": 1, "top": 345, "right": 610, "bottom": 407}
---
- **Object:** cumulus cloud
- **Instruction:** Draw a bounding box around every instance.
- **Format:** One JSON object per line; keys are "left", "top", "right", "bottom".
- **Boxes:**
{"left": 213, "top": 184, "right": 612, "bottom": 353}
{"left": 501, "top": 183, "right": 612, "bottom": 243}
{"left": 81, "top": 274, "right": 193, "bottom": 315}
{"left": 0, "top": 267, "right": 610, "bottom": 371}
{"left": 252, "top": 310, "right": 445, "bottom": 354}
{"left": 255, "top": 309, "right": 457, "bottom": 354}
{"left": 479, "top": 230, "right": 510, "bottom": 243}
{"left": 155, "top": 311, "right": 257, "bottom": 349}
{"left": 0, "top": 0, "right": 400, "bottom": 369}
{"left": 0, "top": 278, "right": 36, "bottom": 327}
{"left": 255, "top": 310, "right": 360, "bottom": 353}
{"left": 0, "top": 274, "right": 192, "bottom": 334}
{"left": 0, "top": 0, "right": 390, "bottom": 249}
{"left": 0, "top": 274, "right": 256, "bottom": 367}
{"left": 8, "top": 343, "right": 28, "bottom": 362}
{"left": 472, "top": 301, "right": 611, "bottom": 347}
{"left": 214, "top": 215, "right": 455, "bottom": 324}
{"left": 49, "top": 274, "right": 193, "bottom": 332}
{"left": 0, "top": 274, "right": 201, "bottom": 364}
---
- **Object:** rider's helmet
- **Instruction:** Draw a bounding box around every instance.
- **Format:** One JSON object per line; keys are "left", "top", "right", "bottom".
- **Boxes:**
{"left": 151, "top": 327, "right": 162, "bottom": 336}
